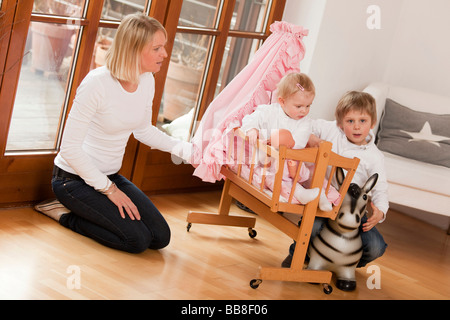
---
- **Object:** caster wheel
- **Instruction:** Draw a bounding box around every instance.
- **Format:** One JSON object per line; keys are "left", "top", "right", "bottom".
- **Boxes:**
{"left": 186, "top": 223, "right": 192, "bottom": 232}
{"left": 248, "top": 228, "right": 257, "bottom": 238}
{"left": 336, "top": 279, "right": 356, "bottom": 292}
{"left": 250, "top": 279, "right": 262, "bottom": 289}
{"left": 322, "top": 283, "right": 333, "bottom": 294}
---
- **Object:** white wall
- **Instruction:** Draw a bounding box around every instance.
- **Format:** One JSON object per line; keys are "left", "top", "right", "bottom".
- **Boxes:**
{"left": 281, "top": 0, "right": 327, "bottom": 74}
{"left": 384, "top": 0, "right": 450, "bottom": 97}
{"left": 282, "top": 0, "right": 449, "bottom": 121}
{"left": 282, "top": 0, "right": 450, "bottom": 229}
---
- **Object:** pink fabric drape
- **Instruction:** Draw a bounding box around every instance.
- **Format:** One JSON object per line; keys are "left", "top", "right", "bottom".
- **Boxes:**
{"left": 191, "top": 21, "right": 309, "bottom": 182}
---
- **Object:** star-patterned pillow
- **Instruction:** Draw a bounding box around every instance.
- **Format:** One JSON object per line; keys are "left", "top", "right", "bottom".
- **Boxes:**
{"left": 376, "top": 99, "right": 450, "bottom": 168}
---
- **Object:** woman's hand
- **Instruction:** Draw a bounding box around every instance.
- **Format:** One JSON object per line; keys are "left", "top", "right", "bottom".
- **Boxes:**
{"left": 106, "top": 185, "right": 141, "bottom": 220}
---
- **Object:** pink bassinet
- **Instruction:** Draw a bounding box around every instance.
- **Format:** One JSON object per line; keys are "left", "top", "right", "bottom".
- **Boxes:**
{"left": 191, "top": 21, "right": 309, "bottom": 183}
{"left": 186, "top": 22, "right": 360, "bottom": 293}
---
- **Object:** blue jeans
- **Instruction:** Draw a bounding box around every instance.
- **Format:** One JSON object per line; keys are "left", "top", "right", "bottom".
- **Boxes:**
{"left": 288, "top": 216, "right": 387, "bottom": 267}
{"left": 52, "top": 174, "right": 170, "bottom": 253}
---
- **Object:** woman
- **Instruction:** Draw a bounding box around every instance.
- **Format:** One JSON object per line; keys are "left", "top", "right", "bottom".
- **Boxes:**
{"left": 35, "top": 13, "right": 192, "bottom": 253}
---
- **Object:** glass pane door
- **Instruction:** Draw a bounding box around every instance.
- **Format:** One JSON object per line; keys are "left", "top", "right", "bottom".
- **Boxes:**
{"left": 101, "top": 0, "right": 149, "bottom": 21}
{"left": 93, "top": 0, "right": 152, "bottom": 70}
{"left": 5, "top": 0, "right": 153, "bottom": 152}
{"left": 230, "top": 0, "right": 272, "bottom": 32}
{"left": 6, "top": 0, "right": 86, "bottom": 152}
{"left": 157, "top": 0, "right": 220, "bottom": 141}
{"left": 5, "top": 22, "right": 79, "bottom": 151}
{"left": 158, "top": 0, "right": 275, "bottom": 142}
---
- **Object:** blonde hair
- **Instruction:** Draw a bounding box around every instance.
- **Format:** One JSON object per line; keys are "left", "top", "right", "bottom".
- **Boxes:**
{"left": 277, "top": 73, "right": 315, "bottom": 99}
{"left": 106, "top": 13, "right": 167, "bottom": 84}
{"left": 335, "top": 91, "right": 377, "bottom": 126}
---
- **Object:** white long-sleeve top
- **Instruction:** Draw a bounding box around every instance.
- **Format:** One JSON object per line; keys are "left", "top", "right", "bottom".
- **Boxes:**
{"left": 312, "top": 119, "right": 389, "bottom": 220}
{"left": 240, "top": 102, "right": 313, "bottom": 185}
{"left": 241, "top": 103, "right": 312, "bottom": 149}
{"left": 54, "top": 66, "right": 191, "bottom": 191}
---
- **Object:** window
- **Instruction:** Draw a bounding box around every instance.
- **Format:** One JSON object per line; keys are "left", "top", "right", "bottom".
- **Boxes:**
{"left": 3, "top": 0, "right": 285, "bottom": 151}
{"left": 158, "top": 0, "right": 282, "bottom": 142}
{"left": 0, "top": 0, "right": 285, "bottom": 202}
{"left": 93, "top": 0, "right": 153, "bottom": 70}
{"left": 5, "top": 0, "right": 86, "bottom": 151}
{"left": 5, "top": 0, "right": 152, "bottom": 152}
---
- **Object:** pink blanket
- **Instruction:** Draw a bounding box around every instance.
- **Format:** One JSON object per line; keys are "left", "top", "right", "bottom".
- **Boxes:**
{"left": 192, "top": 22, "right": 308, "bottom": 183}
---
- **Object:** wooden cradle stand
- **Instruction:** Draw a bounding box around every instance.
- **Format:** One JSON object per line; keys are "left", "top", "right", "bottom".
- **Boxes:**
{"left": 187, "top": 129, "right": 359, "bottom": 292}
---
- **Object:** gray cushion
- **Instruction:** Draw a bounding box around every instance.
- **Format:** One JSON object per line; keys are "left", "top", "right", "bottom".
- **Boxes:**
{"left": 376, "top": 98, "right": 450, "bottom": 168}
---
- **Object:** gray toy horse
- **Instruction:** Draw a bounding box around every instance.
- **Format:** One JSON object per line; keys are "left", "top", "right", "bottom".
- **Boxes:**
{"left": 307, "top": 168, "right": 378, "bottom": 292}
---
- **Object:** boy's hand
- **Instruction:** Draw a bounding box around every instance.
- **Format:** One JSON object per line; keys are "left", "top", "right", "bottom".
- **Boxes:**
{"left": 362, "top": 202, "right": 384, "bottom": 232}
{"left": 307, "top": 134, "right": 322, "bottom": 148}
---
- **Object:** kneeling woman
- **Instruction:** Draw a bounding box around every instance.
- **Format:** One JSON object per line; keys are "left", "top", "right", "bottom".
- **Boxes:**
{"left": 35, "top": 13, "right": 192, "bottom": 253}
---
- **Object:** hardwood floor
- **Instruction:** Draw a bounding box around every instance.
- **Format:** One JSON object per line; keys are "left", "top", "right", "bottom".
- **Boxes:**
{"left": 0, "top": 191, "right": 449, "bottom": 300}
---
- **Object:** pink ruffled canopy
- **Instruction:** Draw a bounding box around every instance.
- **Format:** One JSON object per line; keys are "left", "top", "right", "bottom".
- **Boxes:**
{"left": 192, "top": 21, "right": 308, "bottom": 182}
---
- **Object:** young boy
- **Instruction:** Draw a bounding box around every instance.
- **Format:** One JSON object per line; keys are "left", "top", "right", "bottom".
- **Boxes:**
{"left": 282, "top": 91, "right": 388, "bottom": 288}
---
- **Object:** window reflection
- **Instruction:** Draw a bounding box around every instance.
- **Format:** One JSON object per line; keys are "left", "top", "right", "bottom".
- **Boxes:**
{"left": 32, "top": 0, "right": 85, "bottom": 17}
{"left": 158, "top": 0, "right": 219, "bottom": 140}
{"left": 230, "top": 0, "right": 271, "bottom": 32}
{"left": 101, "top": 0, "right": 148, "bottom": 21}
{"left": 4, "top": 0, "right": 278, "bottom": 153}
{"left": 159, "top": 0, "right": 272, "bottom": 141}
{"left": 178, "top": 0, "right": 220, "bottom": 28}
{"left": 6, "top": 22, "right": 81, "bottom": 151}
{"left": 29, "top": 22, "right": 76, "bottom": 76}
{"left": 92, "top": 28, "right": 116, "bottom": 69}
{"left": 159, "top": 33, "right": 211, "bottom": 141}
{"left": 215, "top": 37, "right": 261, "bottom": 95}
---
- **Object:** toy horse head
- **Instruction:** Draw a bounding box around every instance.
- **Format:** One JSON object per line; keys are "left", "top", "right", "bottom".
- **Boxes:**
{"left": 334, "top": 168, "right": 378, "bottom": 233}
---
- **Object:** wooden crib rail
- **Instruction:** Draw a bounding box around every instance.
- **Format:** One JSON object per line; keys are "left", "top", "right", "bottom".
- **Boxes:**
{"left": 229, "top": 129, "right": 325, "bottom": 213}
{"left": 319, "top": 151, "right": 360, "bottom": 219}
{"left": 224, "top": 128, "right": 359, "bottom": 218}
{"left": 231, "top": 128, "right": 279, "bottom": 189}
{"left": 186, "top": 127, "right": 360, "bottom": 291}
{"left": 276, "top": 141, "right": 332, "bottom": 215}
{"left": 281, "top": 140, "right": 360, "bottom": 219}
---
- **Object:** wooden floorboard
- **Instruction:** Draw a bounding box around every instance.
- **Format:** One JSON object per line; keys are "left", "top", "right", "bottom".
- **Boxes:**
{"left": 0, "top": 191, "right": 449, "bottom": 300}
